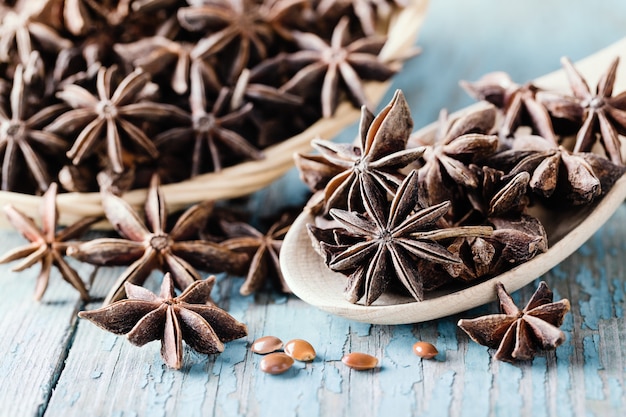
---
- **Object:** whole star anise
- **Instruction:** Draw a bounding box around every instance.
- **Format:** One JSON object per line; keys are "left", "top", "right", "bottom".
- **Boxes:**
{"left": 0, "top": 64, "right": 68, "bottom": 193}
{"left": 410, "top": 107, "right": 499, "bottom": 212}
{"left": 460, "top": 72, "right": 556, "bottom": 141}
{"left": 68, "top": 174, "right": 248, "bottom": 304}
{"left": 295, "top": 89, "right": 422, "bottom": 214}
{"left": 281, "top": 16, "right": 396, "bottom": 118}
{"left": 155, "top": 65, "right": 263, "bottom": 175}
{"left": 220, "top": 211, "right": 294, "bottom": 295}
{"left": 78, "top": 273, "right": 248, "bottom": 369}
{"left": 114, "top": 17, "right": 221, "bottom": 95}
{"left": 0, "top": 6, "right": 71, "bottom": 65}
{"left": 0, "top": 182, "right": 99, "bottom": 301}
{"left": 317, "top": 0, "right": 408, "bottom": 36}
{"left": 538, "top": 56, "right": 626, "bottom": 164}
{"left": 458, "top": 281, "right": 570, "bottom": 362}
{"left": 308, "top": 170, "right": 492, "bottom": 305}
{"left": 177, "top": 0, "right": 306, "bottom": 82}
{"left": 46, "top": 65, "right": 187, "bottom": 173}
{"left": 490, "top": 132, "right": 626, "bottom": 205}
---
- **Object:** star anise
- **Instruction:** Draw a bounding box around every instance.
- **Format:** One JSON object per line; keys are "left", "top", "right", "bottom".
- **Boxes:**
{"left": 445, "top": 215, "right": 548, "bottom": 284}
{"left": 177, "top": 0, "right": 307, "bottom": 82}
{"left": 155, "top": 65, "right": 263, "bottom": 175}
{"left": 317, "top": 0, "right": 408, "bottom": 36}
{"left": 114, "top": 17, "right": 221, "bottom": 95}
{"left": 0, "top": 6, "right": 71, "bottom": 65}
{"left": 220, "top": 211, "right": 294, "bottom": 295}
{"left": 281, "top": 16, "right": 396, "bottom": 118}
{"left": 308, "top": 170, "right": 492, "bottom": 305}
{"left": 460, "top": 72, "right": 556, "bottom": 141}
{"left": 60, "top": 0, "right": 129, "bottom": 35}
{"left": 0, "top": 183, "right": 99, "bottom": 301}
{"left": 538, "top": 56, "right": 626, "bottom": 165}
{"left": 46, "top": 65, "right": 187, "bottom": 173}
{"left": 0, "top": 64, "right": 68, "bottom": 193}
{"left": 228, "top": 68, "right": 305, "bottom": 147}
{"left": 458, "top": 281, "right": 570, "bottom": 362}
{"left": 410, "top": 107, "right": 499, "bottom": 211}
{"left": 78, "top": 273, "right": 248, "bottom": 369}
{"left": 68, "top": 174, "right": 248, "bottom": 304}
{"left": 490, "top": 132, "right": 625, "bottom": 205}
{"left": 295, "top": 89, "right": 422, "bottom": 214}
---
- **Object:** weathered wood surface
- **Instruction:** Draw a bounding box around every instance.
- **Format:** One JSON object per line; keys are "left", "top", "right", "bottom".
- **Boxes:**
{"left": 1, "top": 1, "right": 626, "bottom": 416}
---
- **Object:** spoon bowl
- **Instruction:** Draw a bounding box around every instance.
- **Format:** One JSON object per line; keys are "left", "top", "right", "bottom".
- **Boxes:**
{"left": 280, "top": 38, "right": 626, "bottom": 325}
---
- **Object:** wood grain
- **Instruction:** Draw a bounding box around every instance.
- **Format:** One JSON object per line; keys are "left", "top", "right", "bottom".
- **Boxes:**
{"left": 0, "top": 203, "right": 620, "bottom": 416}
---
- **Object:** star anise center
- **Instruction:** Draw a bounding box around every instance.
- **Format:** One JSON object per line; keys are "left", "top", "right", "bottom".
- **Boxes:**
{"left": 378, "top": 229, "right": 393, "bottom": 242}
{"left": 584, "top": 96, "right": 605, "bottom": 109}
{"left": 353, "top": 157, "right": 368, "bottom": 173}
{"left": 2, "top": 120, "right": 26, "bottom": 140}
{"left": 193, "top": 113, "right": 216, "bottom": 133}
{"left": 97, "top": 101, "right": 119, "bottom": 118}
{"left": 150, "top": 234, "right": 171, "bottom": 251}
{"left": 323, "top": 48, "right": 348, "bottom": 65}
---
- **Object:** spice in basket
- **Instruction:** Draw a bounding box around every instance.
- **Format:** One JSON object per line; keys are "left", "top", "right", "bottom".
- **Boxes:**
{"left": 0, "top": 0, "right": 416, "bottom": 195}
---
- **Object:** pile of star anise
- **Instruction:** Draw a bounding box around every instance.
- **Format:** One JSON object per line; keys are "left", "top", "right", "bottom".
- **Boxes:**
{"left": 0, "top": 0, "right": 406, "bottom": 195}
{"left": 298, "top": 56, "right": 626, "bottom": 306}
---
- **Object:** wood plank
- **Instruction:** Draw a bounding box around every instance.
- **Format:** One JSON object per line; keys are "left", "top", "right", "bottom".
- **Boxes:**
{"left": 42, "top": 205, "right": 625, "bottom": 417}
{"left": 0, "top": 232, "right": 92, "bottom": 417}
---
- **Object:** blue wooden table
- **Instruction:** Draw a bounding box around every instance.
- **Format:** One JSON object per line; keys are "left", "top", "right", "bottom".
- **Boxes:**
{"left": 1, "top": 1, "right": 626, "bottom": 416}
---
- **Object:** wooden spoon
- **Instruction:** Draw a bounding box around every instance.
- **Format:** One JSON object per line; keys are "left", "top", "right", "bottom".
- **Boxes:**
{"left": 280, "top": 38, "right": 626, "bottom": 325}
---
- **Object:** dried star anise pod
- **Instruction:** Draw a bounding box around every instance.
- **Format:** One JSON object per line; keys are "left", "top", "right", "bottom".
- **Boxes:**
{"left": 538, "top": 56, "right": 626, "bottom": 164}
{"left": 0, "top": 183, "right": 99, "bottom": 301}
{"left": 281, "top": 16, "right": 396, "bottom": 118}
{"left": 0, "top": 6, "right": 72, "bottom": 65}
{"left": 1, "top": 64, "right": 68, "bottom": 193}
{"left": 490, "top": 131, "right": 626, "bottom": 205}
{"left": 228, "top": 68, "right": 305, "bottom": 147}
{"left": 114, "top": 17, "right": 222, "bottom": 95}
{"left": 220, "top": 211, "right": 294, "bottom": 295}
{"left": 317, "top": 0, "right": 408, "bottom": 36}
{"left": 460, "top": 72, "right": 556, "bottom": 141}
{"left": 177, "top": 0, "right": 307, "bottom": 82}
{"left": 78, "top": 273, "right": 248, "bottom": 370}
{"left": 68, "top": 174, "right": 247, "bottom": 304}
{"left": 155, "top": 65, "right": 263, "bottom": 175}
{"left": 295, "top": 89, "right": 422, "bottom": 215}
{"left": 308, "top": 170, "right": 492, "bottom": 305}
{"left": 458, "top": 281, "right": 570, "bottom": 362}
{"left": 46, "top": 65, "right": 187, "bottom": 174}
{"left": 410, "top": 107, "right": 499, "bottom": 212}
{"left": 445, "top": 213, "right": 548, "bottom": 283}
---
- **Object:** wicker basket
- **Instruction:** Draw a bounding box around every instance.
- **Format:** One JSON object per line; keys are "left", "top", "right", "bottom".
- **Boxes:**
{"left": 0, "top": 0, "right": 429, "bottom": 228}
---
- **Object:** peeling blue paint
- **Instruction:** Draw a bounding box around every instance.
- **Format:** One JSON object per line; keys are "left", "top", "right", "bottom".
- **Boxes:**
{"left": 577, "top": 266, "right": 612, "bottom": 330}
{"left": 422, "top": 370, "right": 455, "bottom": 417}
{"left": 583, "top": 335, "right": 604, "bottom": 401}
{"left": 460, "top": 342, "right": 491, "bottom": 417}
{"left": 531, "top": 357, "right": 548, "bottom": 417}
{"left": 495, "top": 363, "right": 522, "bottom": 417}
{"left": 611, "top": 279, "right": 624, "bottom": 318}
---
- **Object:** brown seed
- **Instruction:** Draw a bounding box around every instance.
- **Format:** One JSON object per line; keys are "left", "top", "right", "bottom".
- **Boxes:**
{"left": 341, "top": 352, "right": 378, "bottom": 370}
{"left": 260, "top": 352, "right": 294, "bottom": 375}
{"left": 284, "top": 339, "right": 316, "bottom": 362}
{"left": 413, "top": 341, "right": 438, "bottom": 359}
{"left": 251, "top": 336, "right": 283, "bottom": 354}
